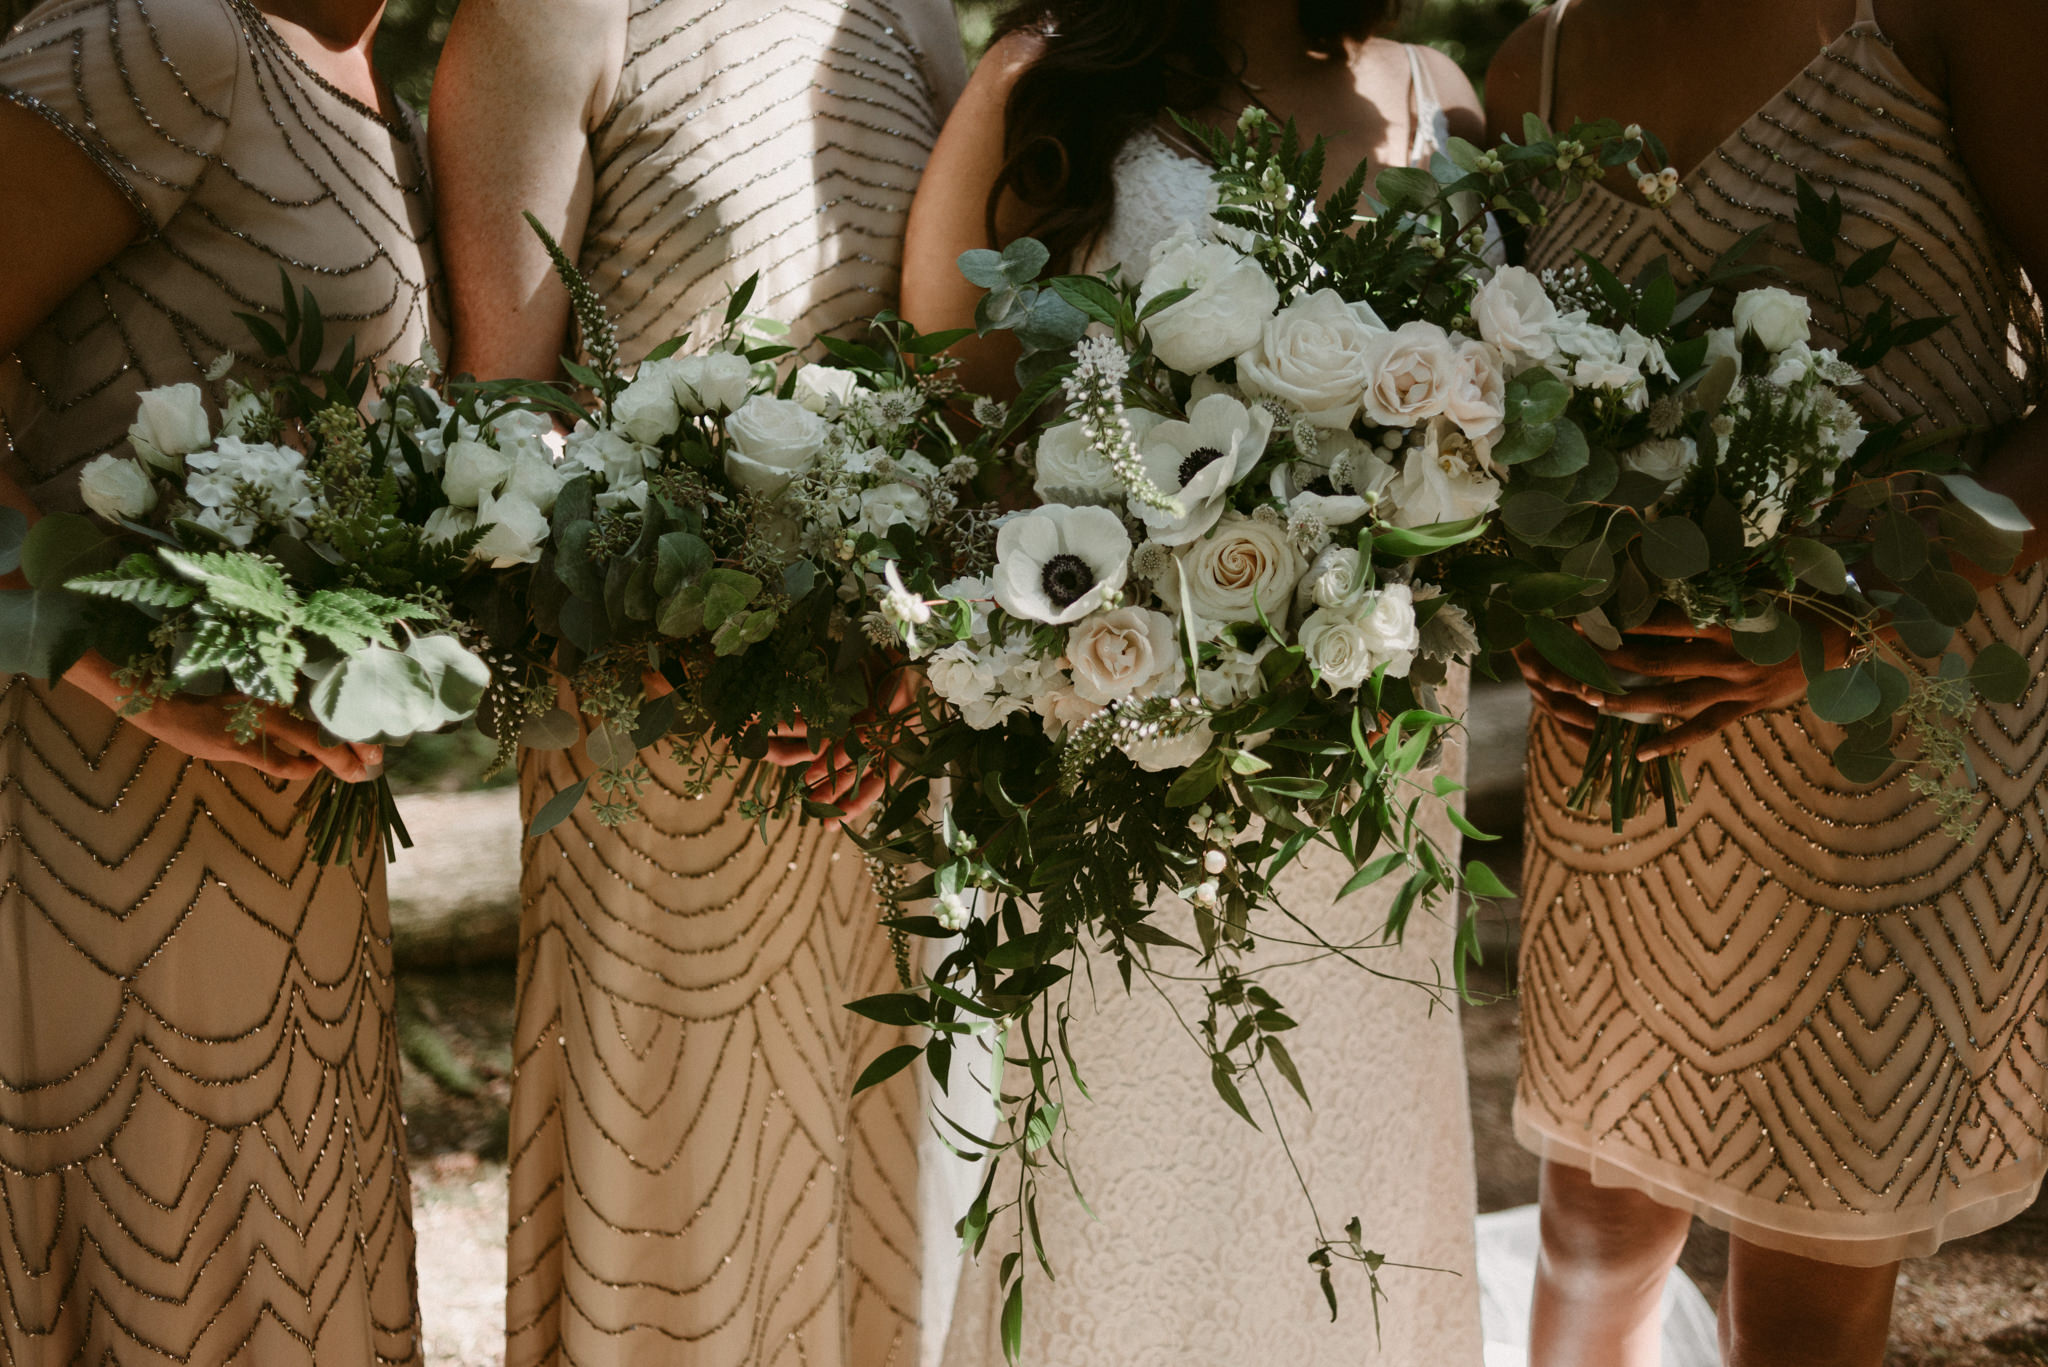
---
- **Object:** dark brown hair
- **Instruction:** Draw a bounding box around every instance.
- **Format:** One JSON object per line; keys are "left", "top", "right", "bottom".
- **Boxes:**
{"left": 988, "top": 0, "right": 1394, "bottom": 264}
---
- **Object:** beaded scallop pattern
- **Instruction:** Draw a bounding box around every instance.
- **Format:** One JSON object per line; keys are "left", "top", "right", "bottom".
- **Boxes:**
{"left": 506, "top": 5, "right": 962, "bottom": 1365}
{"left": 1516, "top": 2, "right": 2048, "bottom": 1263}
{"left": 0, "top": 0, "right": 438, "bottom": 1361}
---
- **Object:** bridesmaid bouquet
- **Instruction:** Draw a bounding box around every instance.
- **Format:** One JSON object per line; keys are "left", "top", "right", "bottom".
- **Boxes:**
{"left": 465, "top": 219, "right": 989, "bottom": 834}
{"left": 850, "top": 113, "right": 1655, "bottom": 1336}
{"left": 0, "top": 277, "right": 495, "bottom": 862}
{"left": 1469, "top": 176, "right": 2031, "bottom": 831}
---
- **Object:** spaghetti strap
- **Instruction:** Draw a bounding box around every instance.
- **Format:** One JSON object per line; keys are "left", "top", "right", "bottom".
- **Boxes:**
{"left": 1538, "top": 0, "right": 1574, "bottom": 126}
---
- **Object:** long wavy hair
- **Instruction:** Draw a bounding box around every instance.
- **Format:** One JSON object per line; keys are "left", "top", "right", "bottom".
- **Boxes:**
{"left": 987, "top": 0, "right": 1396, "bottom": 264}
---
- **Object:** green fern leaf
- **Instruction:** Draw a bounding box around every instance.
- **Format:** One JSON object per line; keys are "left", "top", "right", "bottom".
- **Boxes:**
{"left": 159, "top": 548, "right": 301, "bottom": 622}
{"left": 300, "top": 589, "right": 399, "bottom": 652}
{"left": 68, "top": 553, "right": 199, "bottom": 608}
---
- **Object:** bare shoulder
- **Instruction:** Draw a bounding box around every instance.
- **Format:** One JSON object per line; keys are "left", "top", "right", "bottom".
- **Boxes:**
{"left": 972, "top": 29, "right": 1048, "bottom": 97}
{"left": 1411, "top": 42, "right": 1483, "bottom": 141}
{"left": 436, "top": 0, "right": 625, "bottom": 121}
{"left": 1484, "top": 11, "right": 1552, "bottom": 142}
{"left": 1886, "top": 0, "right": 2048, "bottom": 96}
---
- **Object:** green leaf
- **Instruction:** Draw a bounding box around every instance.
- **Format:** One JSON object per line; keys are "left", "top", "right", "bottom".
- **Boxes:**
{"left": 1510, "top": 572, "right": 1599, "bottom": 612}
{"left": 1048, "top": 276, "right": 1126, "bottom": 328}
{"left": 1524, "top": 616, "right": 1622, "bottom": 693}
{"left": 527, "top": 777, "right": 589, "bottom": 837}
{"left": 1368, "top": 517, "right": 1486, "bottom": 557}
{"left": 1521, "top": 418, "right": 1590, "bottom": 478}
{"left": 1639, "top": 516, "right": 1711, "bottom": 580}
{"left": 20, "top": 513, "right": 124, "bottom": 590}
{"left": 67, "top": 553, "right": 199, "bottom": 608}
{"left": 1374, "top": 165, "right": 1437, "bottom": 211}
{"left": 845, "top": 993, "right": 932, "bottom": 1028}
{"left": 0, "top": 506, "right": 26, "bottom": 574}
{"left": 1807, "top": 663, "right": 1881, "bottom": 724}
{"left": 298, "top": 588, "right": 398, "bottom": 652}
{"left": 1502, "top": 490, "right": 1573, "bottom": 541}
{"left": 1783, "top": 537, "right": 1848, "bottom": 594}
{"left": 1969, "top": 641, "right": 2028, "bottom": 704}
{"left": 1264, "top": 1036, "right": 1310, "bottom": 1107}
{"left": 405, "top": 633, "right": 492, "bottom": 725}
{"left": 1731, "top": 612, "right": 1801, "bottom": 666}
{"left": 159, "top": 548, "right": 301, "bottom": 621}
{"left": 654, "top": 532, "right": 712, "bottom": 597}
{"left": 1208, "top": 1055, "right": 1258, "bottom": 1128}
{"left": 1000, "top": 1280, "right": 1024, "bottom": 1365}
{"left": 0, "top": 588, "right": 94, "bottom": 678}
{"left": 1872, "top": 511, "right": 1928, "bottom": 582}
{"left": 1465, "top": 860, "right": 1513, "bottom": 899}
{"left": 1841, "top": 238, "right": 1896, "bottom": 289}
{"left": 1937, "top": 473, "right": 2030, "bottom": 533}
{"left": 308, "top": 643, "right": 445, "bottom": 744}
{"left": 1833, "top": 730, "right": 1897, "bottom": 784}
{"left": 853, "top": 1043, "right": 923, "bottom": 1096}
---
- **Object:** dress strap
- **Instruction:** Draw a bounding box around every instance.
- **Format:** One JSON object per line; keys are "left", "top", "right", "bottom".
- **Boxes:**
{"left": 1404, "top": 44, "right": 1440, "bottom": 162}
{"left": 1538, "top": 0, "right": 1575, "bottom": 127}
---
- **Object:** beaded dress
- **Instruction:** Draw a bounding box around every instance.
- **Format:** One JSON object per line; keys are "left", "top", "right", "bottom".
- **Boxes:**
{"left": 938, "top": 49, "right": 1484, "bottom": 1367}
{"left": 505, "top": 5, "right": 965, "bottom": 1365}
{"left": 1515, "top": 0, "right": 2048, "bottom": 1264}
{"left": 0, "top": 0, "right": 438, "bottom": 1361}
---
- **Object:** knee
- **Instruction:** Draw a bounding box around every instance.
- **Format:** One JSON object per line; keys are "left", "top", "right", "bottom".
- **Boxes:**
{"left": 1536, "top": 1166, "right": 1691, "bottom": 1303}
{"left": 1722, "top": 1245, "right": 1898, "bottom": 1367}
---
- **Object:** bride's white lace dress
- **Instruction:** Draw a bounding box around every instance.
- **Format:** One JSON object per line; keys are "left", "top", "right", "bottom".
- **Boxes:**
{"left": 934, "top": 50, "right": 1484, "bottom": 1367}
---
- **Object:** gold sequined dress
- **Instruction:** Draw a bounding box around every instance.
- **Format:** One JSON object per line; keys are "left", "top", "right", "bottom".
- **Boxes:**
{"left": 1515, "top": 0, "right": 2048, "bottom": 1265}
{"left": 506, "top": 4, "right": 964, "bottom": 1364}
{"left": 0, "top": 0, "right": 439, "bottom": 1360}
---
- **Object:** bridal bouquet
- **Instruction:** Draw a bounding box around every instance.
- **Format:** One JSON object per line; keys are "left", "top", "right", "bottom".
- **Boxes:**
{"left": 464, "top": 220, "right": 990, "bottom": 833}
{"left": 1472, "top": 178, "right": 2030, "bottom": 831}
{"left": 0, "top": 276, "right": 494, "bottom": 862}
{"left": 849, "top": 112, "right": 1658, "bottom": 1338}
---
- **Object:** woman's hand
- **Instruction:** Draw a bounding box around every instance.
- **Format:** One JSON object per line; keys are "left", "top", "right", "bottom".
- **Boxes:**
{"left": 765, "top": 671, "right": 921, "bottom": 826}
{"left": 63, "top": 653, "right": 379, "bottom": 783}
{"left": 1513, "top": 641, "right": 1604, "bottom": 743}
{"left": 1596, "top": 615, "right": 1851, "bottom": 760}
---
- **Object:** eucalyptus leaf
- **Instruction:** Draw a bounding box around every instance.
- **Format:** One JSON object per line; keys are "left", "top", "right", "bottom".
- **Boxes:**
{"left": 1524, "top": 616, "right": 1621, "bottom": 693}
{"left": 0, "top": 587, "right": 93, "bottom": 679}
{"left": 526, "top": 777, "right": 589, "bottom": 838}
{"left": 522, "top": 707, "right": 581, "bottom": 751}
{"left": 1640, "top": 516, "right": 1711, "bottom": 580}
{"left": 1783, "top": 537, "right": 1848, "bottom": 594}
{"left": 308, "top": 644, "right": 444, "bottom": 744}
{"left": 1807, "top": 664, "right": 1881, "bottom": 724}
{"left": 1969, "top": 641, "right": 2028, "bottom": 704}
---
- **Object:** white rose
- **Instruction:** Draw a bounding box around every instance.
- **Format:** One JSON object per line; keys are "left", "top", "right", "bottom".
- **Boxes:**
{"left": 1160, "top": 512, "right": 1306, "bottom": 635}
{"left": 1066, "top": 606, "right": 1182, "bottom": 705}
{"left": 1472, "top": 265, "right": 1560, "bottom": 362}
{"left": 1036, "top": 682, "right": 1106, "bottom": 740}
{"left": 857, "top": 482, "right": 930, "bottom": 537}
{"left": 1703, "top": 327, "right": 1742, "bottom": 370}
{"left": 1353, "top": 583, "right": 1420, "bottom": 678}
{"left": 1359, "top": 321, "right": 1459, "bottom": 429}
{"left": 1136, "top": 229, "right": 1281, "bottom": 374}
{"left": 472, "top": 490, "right": 550, "bottom": 567}
{"left": 78, "top": 454, "right": 157, "bottom": 522}
{"left": 1767, "top": 342, "right": 1816, "bottom": 388}
{"left": 127, "top": 383, "right": 210, "bottom": 469}
{"left": 613, "top": 359, "right": 685, "bottom": 444}
{"left": 1621, "top": 436, "right": 1699, "bottom": 491}
{"left": 1234, "top": 288, "right": 1386, "bottom": 428}
{"left": 1301, "top": 544, "right": 1369, "bottom": 613}
{"left": 793, "top": 363, "right": 860, "bottom": 414}
{"left": 672, "top": 352, "right": 757, "bottom": 413}
{"left": 724, "top": 395, "right": 827, "bottom": 497}
{"left": 422, "top": 504, "right": 477, "bottom": 543}
{"left": 1299, "top": 591, "right": 1418, "bottom": 691}
{"left": 503, "top": 453, "right": 571, "bottom": 515}
{"left": 927, "top": 642, "right": 997, "bottom": 706}
{"left": 1033, "top": 412, "right": 1162, "bottom": 504}
{"left": 442, "top": 439, "right": 513, "bottom": 507}
{"left": 1386, "top": 421, "right": 1502, "bottom": 527}
{"left": 1121, "top": 720, "right": 1215, "bottom": 773}
{"left": 1732, "top": 287, "right": 1812, "bottom": 353}
{"left": 568, "top": 424, "right": 656, "bottom": 488}
{"left": 1442, "top": 339, "right": 1507, "bottom": 454}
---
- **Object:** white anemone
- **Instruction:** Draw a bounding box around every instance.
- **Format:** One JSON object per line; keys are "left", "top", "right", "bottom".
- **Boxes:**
{"left": 992, "top": 504, "right": 1132, "bottom": 625}
{"left": 1131, "top": 393, "right": 1272, "bottom": 546}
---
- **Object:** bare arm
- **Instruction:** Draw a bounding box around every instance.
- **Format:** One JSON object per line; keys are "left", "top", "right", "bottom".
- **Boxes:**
{"left": 1415, "top": 43, "right": 1484, "bottom": 149}
{"left": 1483, "top": 15, "right": 1549, "bottom": 148}
{"left": 900, "top": 32, "right": 1045, "bottom": 401}
{"left": 429, "top": 0, "right": 623, "bottom": 382}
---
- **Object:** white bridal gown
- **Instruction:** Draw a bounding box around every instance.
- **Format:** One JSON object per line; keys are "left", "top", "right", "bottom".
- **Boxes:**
{"left": 937, "top": 48, "right": 1484, "bottom": 1367}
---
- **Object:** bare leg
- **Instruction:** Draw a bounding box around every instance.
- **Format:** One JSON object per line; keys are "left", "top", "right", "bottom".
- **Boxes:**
{"left": 1529, "top": 1160, "right": 1693, "bottom": 1367}
{"left": 1719, "top": 1237, "right": 1899, "bottom": 1367}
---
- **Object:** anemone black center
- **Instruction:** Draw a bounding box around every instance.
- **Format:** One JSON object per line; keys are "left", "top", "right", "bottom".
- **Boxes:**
{"left": 1040, "top": 553, "right": 1095, "bottom": 609}
{"left": 1305, "top": 475, "right": 1337, "bottom": 497}
{"left": 1178, "top": 445, "right": 1227, "bottom": 488}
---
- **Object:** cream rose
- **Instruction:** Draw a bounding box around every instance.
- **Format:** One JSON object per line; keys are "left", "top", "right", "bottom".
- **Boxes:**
{"left": 1234, "top": 289, "right": 1386, "bottom": 428}
{"left": 127, "top": 383, "right": 211, "bottom": 469}
{"left": 1732, "top": 287, "right": 1812, "bottom": 353}
{"left": 1353, "top": 583, "right": 1420, "bottom": 678}
{"left": 1036, "top": 682, "right": 1106, "bottom": 740}
{"left": 1621, "top": 436, "right": 1699, "bottom": 490}
{"left": 1386, "top": 422, "right": 1502, "bottom": 527}
{"left": 1359, "top": 321, "right": 1459, "bottom": 429}
{"left": 1136, "top": 229, "right": 1281, "bottom": 374}
{"left": 1299, "top": 587, "right": 1417, "bottom": 690}
{"left": 792, "top": 363, "right": 861, "bottom": 414}
{"left": 1472, "top": 265, "right": 1560, "bottom": 362}
{"left": 672, "top": 352, "right": 757, "bottom": 413}
{"left": 724, "top": 395, "right": 827, "bottom": 496}
{"left": 1442, "top": 339, "right": 1508, "bottom": 454}
{"left": 78, "top": 454, "right": 157, "bottom": 522}
{"left": 1161, "top": 512, "right": 1306, "bottom": 635}
{"left": 1301, "top": 544, "right": 1369, "bottom": 614}
{"left": 1066, "top": 606, "right": 1182, "bottom": 705}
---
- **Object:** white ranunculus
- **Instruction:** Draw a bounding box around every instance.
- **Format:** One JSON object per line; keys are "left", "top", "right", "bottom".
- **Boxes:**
{"left": 1132, "top": 393, "right": 1272, "bottom": 546}
{"left": 992, "top": 504, "right": 1132, "bottom": 625}
{"left": 1033, "top": 412, "right": 1162, "bottom": 504}
{"left": 1036, "top": 681, "right": 1106, "bottom": 740}
{"left": 858, "top": 482, "right": 930, "bottom": 537}
{"left": 927, "top": 641, "right": 998, "bottom": 707}
{"left": 503, "top": 452, "right": 571, "bottom": 515}
{"left": 1136, "top": 229, "right": 1281, "bottom": 374}
{"left": 1733, "top": 286, "right": 1812, "bottom": 353}
{"left": 793, "top": 363, "right": 860, "bottom": 414}
{"left": 1301, "top": 544, "right": 1369, "bottom": 614}
{"left": 1442, "top": 338, "right": 1508, "bottom": 455}
{"left": 672, "top": 352, "right": 757, "bottom": 414}
{"left": 128, "top": 383, "right": 211, "bottom": 469}
{"left": 422, "top": 504, "right": 477, "bottom": 544}
{"left": 472, "top": 490, "right": 550, "bottom": 567}
{"left": 568, "top": 423, "right": 656, "bottom": 488}
{"left": 1234, "top": 288, "right": 1386, "bottom": 428}
{"left": 1622, "top": 435, "right": 1699, "bottom": 491}
{"left": 1160, "top": 512, "right": 1306, "bottom": 635}
{"left": 1066, "top": 606, "right": 1182, "bottom": 705}
{"left": 442, "top": 439, "right": 513, "bottom": 507}
{"left": 78, "top": 454, "right": 157, "bottom": 522}
{"left": 1472, "top": 265, "right": 1560, "bottom": 361}
{"left": 1386, "top": 421, "right": 1503, "bottom": 527}
{"left": 613, "top": 359, "right": 685, "bottom": 444}
{"left": 1122, "top": 719, "right": 1214, "bottom": 772}
{"left": 1353, "top": 583, "right": 1420, "bottom": 678}
{"left": 724, "top": 395, "right": 827, "bottom": 497}
{"left": 1359, "top": 320, "right": 1460, "bottom": 429}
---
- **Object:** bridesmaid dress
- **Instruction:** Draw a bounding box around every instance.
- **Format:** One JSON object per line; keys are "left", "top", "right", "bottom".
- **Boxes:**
{"left": 0, "top": 0, "right": 439, "bottom": 1361}
{"left": 504, "top": 5, "right": 966, "bottom": 1365}
{"left": 1515, "top": 0, "right": 2048, "bottom": 1265}
{"left": 940, "top": 48, "right": 1484, "bottom": 1367}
